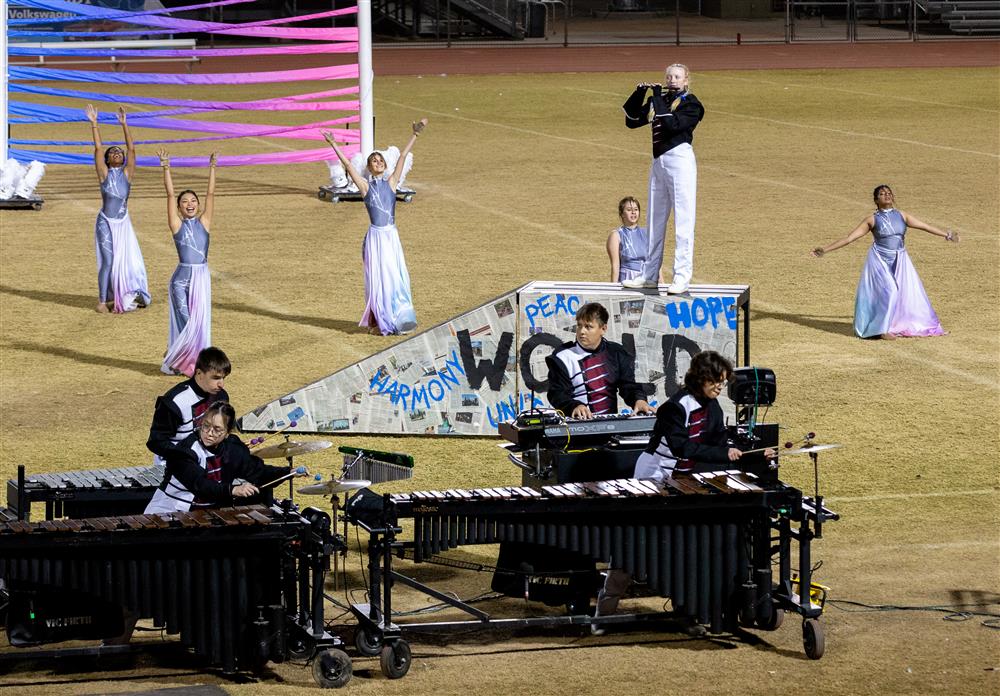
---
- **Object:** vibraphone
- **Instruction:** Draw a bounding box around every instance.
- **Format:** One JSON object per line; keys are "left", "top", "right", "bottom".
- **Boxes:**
{"left": 345, "top": 471, "right": 837, "bottom": 672}
{"left": 0, "top": 503, "right": 354, "bottom": 687}
{"left": 6, "top": 463, "right": 162, "bottom": 521}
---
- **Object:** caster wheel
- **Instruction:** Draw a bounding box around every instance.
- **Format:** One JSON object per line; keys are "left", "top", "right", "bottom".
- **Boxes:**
{"left": 757, "top": 606, "right": 784, "bottom": 631}
{"left": 354, "top": 628, "right": 383, "bottom": 657}
{"left": 802, "top": 618, "right": 825, "bottom": 660}
{"left": 379, "top": 639, "right": 411, "bottom": 679}
{"left": 312, "top": 647, "right": 353, "bottom": 688}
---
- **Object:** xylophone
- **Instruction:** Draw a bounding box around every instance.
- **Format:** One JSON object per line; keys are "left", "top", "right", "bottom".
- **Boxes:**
{"left": 0, "top": 503, "right": 353, "bottom": 686}
{"left": 345, "top": 472, "right": 836, "bottom": 670}
{"left": 6, "top": 463, "right": 162, "bottom": 521}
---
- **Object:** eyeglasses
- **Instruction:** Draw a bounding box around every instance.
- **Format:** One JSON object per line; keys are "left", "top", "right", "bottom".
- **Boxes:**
{"left": 200, "top": 423, "right": 227, "bottom": 436}
{"left": 706, "top": 379, "right": 728, "bottom": 388}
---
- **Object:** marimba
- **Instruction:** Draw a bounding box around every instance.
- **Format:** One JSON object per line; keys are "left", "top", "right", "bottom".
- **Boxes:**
{"left": 345, "top": 472, "right": 836, "bottom": 671}
{"left": 0, "top": 504, "right": 353, "bottom": 686}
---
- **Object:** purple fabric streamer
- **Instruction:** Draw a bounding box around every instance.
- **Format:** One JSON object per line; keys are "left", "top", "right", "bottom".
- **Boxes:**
{"left": 8, "top": 42, "right": 359, "bottom": 58}
{"left": 10, "top": 147, "right": 362, "bottom": 167}
{"left": 11, "top": 118, "right": 361, "bottom": 145}
{"left": 9, "top": 100, "right": 359, "bottom": 140}
{"left": 10, "top": 99, "right": 361, "bottom": 122}
{"left": 10, "top": 0, "right": 358, "bottom": 40}
{"left": 10, "top": 63, "right": 359, "bottom": 84}
{"left": 10, "top": 84, "right": 360, "bottom": 112}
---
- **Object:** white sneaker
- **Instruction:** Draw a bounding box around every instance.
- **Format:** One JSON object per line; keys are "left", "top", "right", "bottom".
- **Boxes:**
{"left": 666, "top": 282, "right": 689, "bottom": 294}
{"left": 621, "top": 278, "right": 658, "bottom": 289}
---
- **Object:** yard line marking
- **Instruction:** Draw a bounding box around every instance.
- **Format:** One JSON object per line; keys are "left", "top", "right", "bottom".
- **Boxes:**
{"left": 828, "top": 489, "right": 997, "bottom": 503}
{"left": 711, "top": 108, "right": 998, "bottom": 159}
{"left": 698, "top": 72, "right": 1000, "bottom": 116}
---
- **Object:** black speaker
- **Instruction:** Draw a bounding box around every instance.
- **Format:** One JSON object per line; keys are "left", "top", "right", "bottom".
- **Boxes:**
{"left": 728, "top": 367, "right": 776, "bottom": 405}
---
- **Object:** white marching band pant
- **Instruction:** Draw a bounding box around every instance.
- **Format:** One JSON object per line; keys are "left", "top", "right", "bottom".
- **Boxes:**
{"left": 643, "top": 143, "right": 697, "bottom": 287}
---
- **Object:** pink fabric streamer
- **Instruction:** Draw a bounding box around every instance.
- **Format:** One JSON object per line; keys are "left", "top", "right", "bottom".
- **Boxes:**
{"left": 11, "top": 63, "right": 360, "bottom": 85}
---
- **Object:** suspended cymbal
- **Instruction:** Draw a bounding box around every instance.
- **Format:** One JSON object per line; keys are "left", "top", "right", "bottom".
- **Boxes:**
{"left": 254, "top": 440, "right": 333, "bottom": 459}
{"left": 297, "top": 479, "right": 372, "bottom": 496}
{"left": 782, "top": 443, "right": 843, "bottom": 456}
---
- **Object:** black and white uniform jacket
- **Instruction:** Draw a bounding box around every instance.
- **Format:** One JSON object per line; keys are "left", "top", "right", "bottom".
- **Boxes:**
{"left": 633, "top": 389, "right": 730, "bottom": 482}
{"left": 545, "top": 338, "right": 645, "bottom": 416}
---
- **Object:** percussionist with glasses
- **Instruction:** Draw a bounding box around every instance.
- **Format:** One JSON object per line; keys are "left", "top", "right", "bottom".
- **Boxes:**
{"left": 145, "top": 401, "right": 308, "bottom": 514}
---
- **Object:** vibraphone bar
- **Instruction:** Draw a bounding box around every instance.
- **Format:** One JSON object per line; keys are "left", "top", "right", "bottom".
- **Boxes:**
{"left": 0, "top": 504, "right": 349, "bottom": 681}
{"left": 345, "top": 472, "right": 837, "bottom": 668}
{"left": 6, "top": 463, "right": 163, "bottom": 521}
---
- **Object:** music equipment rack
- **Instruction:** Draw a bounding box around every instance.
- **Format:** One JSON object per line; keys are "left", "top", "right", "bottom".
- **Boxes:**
{"left": 344, "top": 472, "right": 839, "bottom": 673}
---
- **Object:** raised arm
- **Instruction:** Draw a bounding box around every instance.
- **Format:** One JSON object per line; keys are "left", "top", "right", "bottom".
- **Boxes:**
{"left": 607, "top": 229, "right": 621, "bottom": 282}
{"left": 157, "top": 148, "right": 181, "bottom": 233}
{"left": 901, "top": 211, "right": 959, "bottom": 243}
{"left": 201, "top": 153, "right": 217, "bottom": 231}
{"left": 86, "top": 104, "right": 108, "bottom": 183}
{"left": 389, "top": 118, "right": 427, "bottom": 191}
{"left": 322, "top": 131, "right": 368, "bottom": 196}
{"left": 117, "top": 106, "right": 136, "bottom": 181}
{"left": 811, "top": 215, "right": 874, "bottom": 258}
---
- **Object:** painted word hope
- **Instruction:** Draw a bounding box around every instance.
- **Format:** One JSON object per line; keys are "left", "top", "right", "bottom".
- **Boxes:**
{"left": 665, "top": 296, "right": 738, "bottom": 330}
{"left": 523, "top": 294, "right": 580, "bottom": 329}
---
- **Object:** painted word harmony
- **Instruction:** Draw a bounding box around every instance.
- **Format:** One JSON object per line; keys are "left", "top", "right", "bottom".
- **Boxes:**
{"left": 369, "top": 350, "right": 467, "bottom": 412}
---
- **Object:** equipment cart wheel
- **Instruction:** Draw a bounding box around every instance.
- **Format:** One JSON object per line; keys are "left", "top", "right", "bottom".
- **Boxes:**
{"left": 354, "top": 628, "right": 383, "bottom": 657}
{"left": 379, "top": 639, "right": 411, "bottom": 679}
{"left": 802, "top": 618, "right": 825, "bottom": 660}
{"left": 757, "top": 606, "right": 785, "bottom": 631}
{"left": 312, "top": 648, "right": 353, "bottom": 688}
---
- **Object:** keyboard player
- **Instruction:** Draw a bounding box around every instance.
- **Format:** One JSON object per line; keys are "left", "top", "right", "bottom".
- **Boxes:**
{"left": 545, "top": 302, "right": 653, "bottom": 420}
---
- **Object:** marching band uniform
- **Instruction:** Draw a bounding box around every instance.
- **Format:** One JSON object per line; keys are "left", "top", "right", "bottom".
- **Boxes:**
{"left": 144, "top": 432, "right": 288, "bottom": 514}
{"left": 147, "top": 377, "right": 229, "bottom": 465}
{"left": 162, "top": 217, "right": 212, "bottom": 376}
{"left": 623, "top": 84, "right": 704, "bottom": 291}
{"left": 633, "top": 387, "right": 730, "bottom": 484}
{"left": 95, "top": 166, "right": 151, "bottom": 312}
{"left": 360, "top": 177, "right": 417, "bottom": 335}
{"left": 546, "top": 338, "right": 645, "bottom": 416}
{"left": 854, "top": 208, "right": 946, "bottom": 338}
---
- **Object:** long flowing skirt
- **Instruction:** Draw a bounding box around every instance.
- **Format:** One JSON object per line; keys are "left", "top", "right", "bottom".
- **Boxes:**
{"left": 360, "top": 224, "right": 417, "bottom": 335}
{"left": 95, "top": 211, "right": 151, "bottom": 312}
{"left": 854, "top": 245, "right": 945, "bottom": 338}
{"left": 162, "top": 263, "right": 211, "bottom": 376}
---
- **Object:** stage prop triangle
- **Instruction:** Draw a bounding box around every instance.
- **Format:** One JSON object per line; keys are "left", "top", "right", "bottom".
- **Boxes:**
{"left": 239, "top": 282, "right": 750, "bottom": 436}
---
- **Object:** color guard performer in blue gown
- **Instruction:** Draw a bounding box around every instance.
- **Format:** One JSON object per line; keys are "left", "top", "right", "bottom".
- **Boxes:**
{"left": 323, "top": 119, "right": 428, "bottom": 336}
{"left": 811, "top": 185, "right": 957, "bottom": 339}
{"left": 157, "top": 149, "right": 216, "bottom": 376}
{"left": 85, "top": 104, "right": 150, "bottom": 314}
